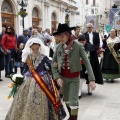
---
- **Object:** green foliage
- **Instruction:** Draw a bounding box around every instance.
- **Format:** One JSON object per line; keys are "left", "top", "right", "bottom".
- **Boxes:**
{"left": 18, "top": 10, "right": 28, "bottom": 17}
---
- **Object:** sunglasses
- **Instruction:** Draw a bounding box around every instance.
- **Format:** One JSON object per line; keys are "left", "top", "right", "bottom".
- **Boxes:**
{"left": 7, "top": 27, "right": 12, "bottom": 29}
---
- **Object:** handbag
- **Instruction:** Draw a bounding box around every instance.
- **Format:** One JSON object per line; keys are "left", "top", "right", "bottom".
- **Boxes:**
{"left": 0, "top": 45, "right": 7, "bottom": 55}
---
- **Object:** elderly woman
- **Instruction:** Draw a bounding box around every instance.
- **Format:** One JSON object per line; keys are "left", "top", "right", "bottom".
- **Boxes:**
{"left": 32, "top": 28, "right": 38, "bottom": 36}
{"left": 101, "top": 28, "right": 120, "bottom": 82}
{"left": 52, "top": 23, "right": 96, "bottom": 120}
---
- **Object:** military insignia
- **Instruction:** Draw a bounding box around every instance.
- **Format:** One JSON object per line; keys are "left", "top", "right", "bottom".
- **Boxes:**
{"left": 58, "top": 51, "right": 61, "bottom": 56}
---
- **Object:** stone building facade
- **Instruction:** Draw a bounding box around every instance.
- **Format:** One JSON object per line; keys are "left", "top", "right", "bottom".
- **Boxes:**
{"left": 0, "top": 0, "right": 77, "bottom": 34}
{"left": 76, "top": 0, "right": 107, "bottom": 32}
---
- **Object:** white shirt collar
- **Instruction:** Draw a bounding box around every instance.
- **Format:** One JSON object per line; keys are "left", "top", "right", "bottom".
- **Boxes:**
{"left": 88, "top": 31, "right": 93, "bottom": 34}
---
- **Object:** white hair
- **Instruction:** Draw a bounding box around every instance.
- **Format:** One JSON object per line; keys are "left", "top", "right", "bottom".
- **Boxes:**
{"left": 86, "top": 23, "right": 93, "bottom": 28}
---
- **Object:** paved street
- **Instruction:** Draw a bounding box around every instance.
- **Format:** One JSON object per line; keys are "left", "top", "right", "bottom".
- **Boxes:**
{"left": 1, "top": 70, "right": 120, "bottom": 120}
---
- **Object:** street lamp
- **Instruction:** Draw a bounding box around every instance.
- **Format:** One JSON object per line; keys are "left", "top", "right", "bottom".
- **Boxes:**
{"left": 17, "top": 0, "right": 28, "bottom": 29}
{"left": 65, "top": 7, "right": 70, "bottom": 13}
{"left": 65, "top": 7, "right": 70, "bottom": 25}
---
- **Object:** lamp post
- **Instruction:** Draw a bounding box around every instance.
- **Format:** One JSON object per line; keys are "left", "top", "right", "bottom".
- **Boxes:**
{"left": 65, "top": 7, "right": 70, "bottom": 25}
{"left": 17, "top": 0, "right": 28, "bottom": 29}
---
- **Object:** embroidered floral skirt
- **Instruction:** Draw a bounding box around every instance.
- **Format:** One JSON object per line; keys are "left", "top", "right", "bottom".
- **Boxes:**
{"left": 5, "top": 76, "right": 49, "bottom": 120}
{"left": 5, "top": 74, "right": 66, "bottom": 120}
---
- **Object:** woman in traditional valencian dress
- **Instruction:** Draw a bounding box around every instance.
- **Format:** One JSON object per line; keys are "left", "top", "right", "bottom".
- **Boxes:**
{"left": 101, "top": 29, "right": 120, "bottom": 82}
{"left": 5, "top": 36, "right": 66, "bottom": 120}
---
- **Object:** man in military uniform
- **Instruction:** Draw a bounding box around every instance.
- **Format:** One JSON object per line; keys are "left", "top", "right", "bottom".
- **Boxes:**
{"left": 52, "top": 23, "right": 96, "bottom": 120}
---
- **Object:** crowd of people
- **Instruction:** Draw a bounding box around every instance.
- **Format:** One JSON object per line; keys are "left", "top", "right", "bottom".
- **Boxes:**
{"left": 0, "top": 23, "right": 120, "bottom": 120}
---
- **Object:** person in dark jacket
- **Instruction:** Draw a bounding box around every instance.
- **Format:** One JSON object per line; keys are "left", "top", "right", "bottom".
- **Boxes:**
{"left": 0, "top": 27, "right": 6, "bottom": 81}
{"left": 78, "top": 34, "right": 103, "bottom": 98}
{"left": 17, "top": 29, "right": 29, "bottom": 47}
{"left": 84, "top": 23, "right": 100, "bottom": 51}
{"left": 14, "top": 43, "right": 25, "bottom": 74}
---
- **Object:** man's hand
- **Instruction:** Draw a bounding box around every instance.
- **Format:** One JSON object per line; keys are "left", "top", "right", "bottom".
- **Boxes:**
{"left": 56, "top": 78, "right": 63, "bottom": 87}
{"left": 53, "top": 62, "right": 58, "bottom": 68}
{"left": 89, "top": 81, "right": 96, "bottom": 90}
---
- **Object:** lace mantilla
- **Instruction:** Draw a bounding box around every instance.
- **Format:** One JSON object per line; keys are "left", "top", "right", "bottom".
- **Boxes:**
{"left": 30, "top": 54, "right": 45, "bottom": 69}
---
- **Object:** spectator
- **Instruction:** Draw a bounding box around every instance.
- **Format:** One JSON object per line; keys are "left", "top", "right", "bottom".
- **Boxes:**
{"left": 84, "top": 23, "right": 100, "bottom": 51}
{"left": 1, "top": 26, "right": 17, "bottom": 78}
{"left": 28, "top": 27, "right": 33, "bottom": 38}
{"left": 49, "top": 34, "right": 61, "bottom": 58}
{"left": 17, "top": 28, "right": 29, "bottom": 46}
{"left": 37, "top": 26, "right": 45, "bottom": 44}
{"left": 0, "top": 27, "right": 6, "bottom": 81}
{"left": 0, "top": 27, "right": 6, "bottom": 40}
{"left": 44, "top": 28, "right": 52, "bottom": 46}
{"left": 32, "top": 28, "right": 38, "bottom": 36}
{"left": 14, "top": 43, "right": 25, "bottom": 74}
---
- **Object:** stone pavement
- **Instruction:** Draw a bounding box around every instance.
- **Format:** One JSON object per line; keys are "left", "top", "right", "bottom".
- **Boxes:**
{"left": 0, "top": 70, "right": 120, "bottom": 120}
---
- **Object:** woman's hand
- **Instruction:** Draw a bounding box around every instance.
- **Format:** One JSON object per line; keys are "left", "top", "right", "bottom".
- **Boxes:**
{"left": 56, "top": 78, "right": 63, "bottom": 87}
{"left": 89, "top": 81, "right": 96, "bottom": 90}
{"left": 6, "top": 49, "right": 10, "bottom": 54}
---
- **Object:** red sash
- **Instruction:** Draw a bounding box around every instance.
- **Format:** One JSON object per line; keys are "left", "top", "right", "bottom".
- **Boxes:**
{"left": 26, "top": 56, "right": 61, "bottom": 115}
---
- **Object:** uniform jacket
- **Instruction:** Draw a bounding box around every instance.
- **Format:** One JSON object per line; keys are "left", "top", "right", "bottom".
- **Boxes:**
{"left": 84, "top": 32, "right": 100, "bottom": 50}
{"left": 52, "top": 41, "right": 95, "bottom": 81}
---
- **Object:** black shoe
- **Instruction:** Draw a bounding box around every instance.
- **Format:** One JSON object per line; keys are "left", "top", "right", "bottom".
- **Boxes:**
{"left": 10, "top": 72, "right": 15, "bottom": 75}
{"left": 111, "top": 79, "right": 114, "bottom": 83}
{"left": 78, "top": 95, "right": 82, "bottom": 99}
{"left": 88, "top": 92, "right": 92, "bottom": 95}
{"left": 5, "top": 74, "right": 10, "bottom": 78}
{"left": 0, "top": 78, "right": 3, "bottom": 81}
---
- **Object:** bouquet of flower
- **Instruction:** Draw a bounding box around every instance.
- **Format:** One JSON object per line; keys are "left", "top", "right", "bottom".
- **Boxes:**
{"left": 18, "top": 10, "right": 28, "bottom": 17}
{"left": 7, "top": 74, "right": 24, "bottom": 99}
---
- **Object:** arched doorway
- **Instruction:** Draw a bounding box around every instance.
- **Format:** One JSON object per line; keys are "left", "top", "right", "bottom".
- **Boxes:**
{"left": 51, "top": 12, "right": 57, "bottom": 33}
{"left": 1, "top": 0, "right": 14, "bottom": 27}
{"left": 32, "top": 7, "right": 40, "bottom": 28}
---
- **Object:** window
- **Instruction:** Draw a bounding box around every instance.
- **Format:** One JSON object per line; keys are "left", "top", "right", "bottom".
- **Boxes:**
{"left": 95, "top": 8, "right": 98, "bottom": 14}
{"left": 32, "top": 8, "right": 39, "bottom": 18}
{"left": 76, "top": 12, "right": 80, "bottom": 15}
{"left": 1, "top": 0, "right": 13, "bottom": 13}
{"left": 86, "top": 0, "right": 88, "bottom": 5}
{"left": 91, "top": 9, "right": 94, "bottom": 14}
{"left": 52, "top": 12, "right": 57, "bottom": 21}
{"left": 93, "top": 0, "right": 96, "bottom": 6}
